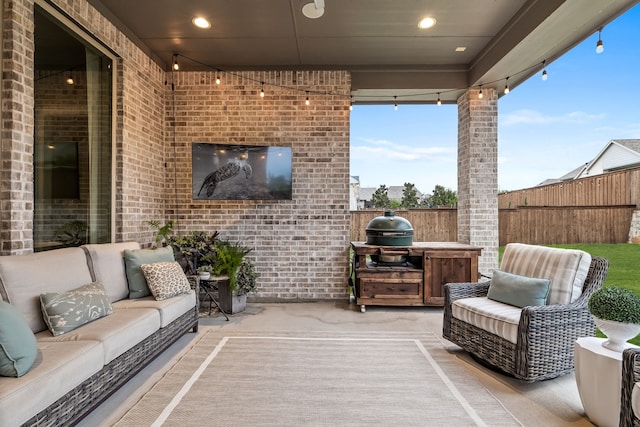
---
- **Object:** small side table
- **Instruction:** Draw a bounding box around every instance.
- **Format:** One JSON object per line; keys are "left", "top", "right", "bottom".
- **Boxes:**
{"left": 575, "top": 337, "right": 639, "bottom": 427}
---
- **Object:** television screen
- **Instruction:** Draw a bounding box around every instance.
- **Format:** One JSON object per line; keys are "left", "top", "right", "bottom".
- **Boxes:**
{"left": 192, "top": 143, "right": 293, "bottom": 200}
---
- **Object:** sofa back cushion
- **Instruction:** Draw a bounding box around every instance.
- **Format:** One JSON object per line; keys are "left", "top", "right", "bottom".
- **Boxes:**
{"left": 82, "top": 242, "right": 140, "bottom": 302}
{"left": 500, "top": 243, "right": 592, "bottom": 305}
{"left": 0, "top": 248, "right": 94, "bottom": 333}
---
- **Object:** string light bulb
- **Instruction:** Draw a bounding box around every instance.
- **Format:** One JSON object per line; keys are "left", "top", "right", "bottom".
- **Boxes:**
{"left": 436, "top": 93, "right": 441, "bottom": 106}
{"left": 215, "top": 75, "right": 221, "bottom": 85}
{"left": 478, "top": 86, "right": 483, "bottom": 99}
{"left": 541, "top": 60, "right": 548, "bottom": 81}
{"left": 596, "top": 28, "right": 604, "bottom": 54}
{"left": 349, "top": 96, "right": 353, "bottom": 111}
{"left": 504, "top": 77, "right": 510, "bottom": 94}
{"left": 305, "top": 91, "right": 310, "bottom": 106}
{"left": 393, "top": 96, "right": 398, "bottom": 111}
{"left": 65, "top": 72, "right": 74, "bottom": 85}
{"left": 260, "top": 82, "right": 265, "bottom": 98}
{"left": 172, "top": 55, "right": 179, "bottom": 71}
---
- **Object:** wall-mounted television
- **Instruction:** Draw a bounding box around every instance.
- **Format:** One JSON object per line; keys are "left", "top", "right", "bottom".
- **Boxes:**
{"left": 192, "top": 143, "right": 293, "bottom": 200}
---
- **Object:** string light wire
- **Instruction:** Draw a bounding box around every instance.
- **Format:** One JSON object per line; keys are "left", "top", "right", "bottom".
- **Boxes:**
{"left": 171, "top": 53, "right": 568, "bottom": 105}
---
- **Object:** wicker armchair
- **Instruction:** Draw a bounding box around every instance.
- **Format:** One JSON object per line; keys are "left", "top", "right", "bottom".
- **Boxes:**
{"left": 621, "top": 348, "right": 640, "bottom": 427}
{"left": 443, "top": 246, "right": 609, "bottom": 382}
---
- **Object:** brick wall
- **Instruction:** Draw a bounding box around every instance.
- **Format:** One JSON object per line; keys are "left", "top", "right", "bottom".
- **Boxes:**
{"left": 1, "top": 0, "right": 35, "bottom": 254}
{"left": 457, "top": 88, "right": 499, "bottom": 274}
{"left": 165, "top": 71, "right": 352, "bottom": 299}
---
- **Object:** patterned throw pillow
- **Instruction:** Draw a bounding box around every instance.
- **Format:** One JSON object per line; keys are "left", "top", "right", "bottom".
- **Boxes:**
{"left": 40, "top": 282, "right": 114, "bottom": 336}
{"left": 140, "top": 262, "right": 191, "bottom": 301}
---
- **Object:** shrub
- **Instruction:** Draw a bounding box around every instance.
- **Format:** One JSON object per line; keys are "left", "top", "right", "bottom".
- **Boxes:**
{"left": 588, "top": 287, "right": 640, "bottom": 324}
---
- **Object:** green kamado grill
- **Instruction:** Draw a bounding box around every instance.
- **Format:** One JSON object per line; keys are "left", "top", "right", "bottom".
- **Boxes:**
{"left": 365, "top": 211, "right": 414, "bottom": 264}
{"left": 365, "top": 210, "right": 414, "bottom": 246}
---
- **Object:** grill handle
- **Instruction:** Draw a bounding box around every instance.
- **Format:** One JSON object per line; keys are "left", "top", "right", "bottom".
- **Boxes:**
{"left": 378, "top": 248, "right": 410, "bottom": 256}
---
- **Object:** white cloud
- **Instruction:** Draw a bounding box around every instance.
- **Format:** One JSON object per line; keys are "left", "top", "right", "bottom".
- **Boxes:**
{"left": 501, "top": 109, "right": 606, "bottom": 126}
{"left": 352, "top": 137, "right": 454, "bottom": 162}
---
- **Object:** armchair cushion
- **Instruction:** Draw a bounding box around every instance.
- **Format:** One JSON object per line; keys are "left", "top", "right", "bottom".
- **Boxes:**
{"left": 452, "top": 297, "right": 522, "bottom": 344}
{"left": 487, "top": 269, "right": 550, "bottom": 308}
{"left": 632, "top": 383, "right": 640, "bottom": 420}
{"left": 500, "top": 243, "right": 591, "bottom": 305}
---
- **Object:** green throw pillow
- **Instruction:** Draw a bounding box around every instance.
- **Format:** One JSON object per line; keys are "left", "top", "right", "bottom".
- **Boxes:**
{"left": 487, "top": 269, "right": 551, "bottom": 308}
{"left": 0, "top": 300, "right": 38, "bottom": 377}
{"left": 124, "top": 246, "right": 175, "bottom": 298}
{"left": 40, "top": 282, "right": 113, "bottom": 337}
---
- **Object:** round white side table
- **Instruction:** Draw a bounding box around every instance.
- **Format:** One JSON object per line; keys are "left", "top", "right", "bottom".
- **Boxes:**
{"left": 575, "top": 336, "right": 639, "bottom": 427}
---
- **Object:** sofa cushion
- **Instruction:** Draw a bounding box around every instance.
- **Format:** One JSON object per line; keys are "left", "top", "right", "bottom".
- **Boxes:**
{"left": 124, "top": 247, "right": 175, "bottom": 299}
{"left": 83, "top": 242, "right": 140, "bottom": 302}
{"left": 452, "top": 297, "right": 522, "bottom": 344}
{"left": 0, "top": 247, "right": 94, "bottom": 333}
{"left": 0, "top": 301, "right": 37, "bottom": 377}
{"left": 487, "top": 269, "right": 551, "bottom": 308}
{"left": 0, "top": 340, "right": 103, "bottom": 427}
{"left": 113, "top": 291, "right": 196, "bottom": 327}
{"left": 140, "top": 261, "right": 191, "bottom": 301}
{"left": 38, "top": 307, "right": 160, "bottom": 364}
{"left": 40, "top": 282, "right": 114, "bottom": 337}
{"left": 499, "top": 243, "right": 592, "bottom": 305}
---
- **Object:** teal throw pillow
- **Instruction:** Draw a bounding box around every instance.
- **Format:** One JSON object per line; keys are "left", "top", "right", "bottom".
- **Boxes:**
{"left": 487, "top": 269, "right": 551, "bottom": 308}
{"left": 124, "top": 246, "right": 175, "bottom": 298}
{"left": 0, "top": 300, "right": 38, "bottom": 377}
{"left": 40, "top": 282, "right": 113, "bottom": 337}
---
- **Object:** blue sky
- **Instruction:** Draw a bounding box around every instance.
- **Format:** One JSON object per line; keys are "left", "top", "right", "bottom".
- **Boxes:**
{"left": 350, "top": 4, "right": 640, "bottom": 195}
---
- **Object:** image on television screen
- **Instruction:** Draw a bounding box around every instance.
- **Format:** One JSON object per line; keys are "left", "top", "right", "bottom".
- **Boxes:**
{"left": 192, "top": 143, "right": 293, "bottom": 200}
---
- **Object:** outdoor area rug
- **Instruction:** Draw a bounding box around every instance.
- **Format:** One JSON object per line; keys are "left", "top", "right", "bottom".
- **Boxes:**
{"left": 114, "top": 329, "right": 522, "bottom": 426}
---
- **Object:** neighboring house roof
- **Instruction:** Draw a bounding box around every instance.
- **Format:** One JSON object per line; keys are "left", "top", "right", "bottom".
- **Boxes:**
{"left": 538, "top": 139, "right": 640, "bottom": 186}
{"left": 579, "top": 139, "right": 640, "bottom": 178}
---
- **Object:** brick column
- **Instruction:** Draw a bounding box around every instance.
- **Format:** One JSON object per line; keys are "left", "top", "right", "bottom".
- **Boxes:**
{"left": 457, "top": 88, "right": 498, "bottom": 275}
{"left": 0, "top": 0, "right": 35, "bottom": 254}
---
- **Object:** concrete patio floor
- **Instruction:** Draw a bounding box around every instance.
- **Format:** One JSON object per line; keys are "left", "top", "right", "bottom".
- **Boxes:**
{"left": 78, "top": 301, "right": 596, "bottom": 427}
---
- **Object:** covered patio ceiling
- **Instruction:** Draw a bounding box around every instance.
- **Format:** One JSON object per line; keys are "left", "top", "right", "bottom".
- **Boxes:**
{"left": 86, "top": 0, "right": 639, "bottom": 104}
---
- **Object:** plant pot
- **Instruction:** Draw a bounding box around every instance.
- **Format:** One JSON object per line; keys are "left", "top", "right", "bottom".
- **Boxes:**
{"left": 217, "top": 281, "right": 247, "bottom": 314}
{"left": 594, "top": 317, "right": 640, "bottom": 352}
{"left": 198, "top": 272, "right": 210, "bottom": 280}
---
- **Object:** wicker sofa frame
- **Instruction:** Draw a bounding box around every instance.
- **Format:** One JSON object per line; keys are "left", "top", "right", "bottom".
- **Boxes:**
{"left": 621, "top": 347, "right": 640, "bottom": 427}
{"left": 443, "top": 256, "right": 609, "bottom": 382}
{"left": 22, "top": 307, "right": 198, "bottom": 427}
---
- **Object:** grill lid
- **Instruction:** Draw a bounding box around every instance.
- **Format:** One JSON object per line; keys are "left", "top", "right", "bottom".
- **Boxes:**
{"left": 365, "top": 210, "right": 413, "bottom": 233}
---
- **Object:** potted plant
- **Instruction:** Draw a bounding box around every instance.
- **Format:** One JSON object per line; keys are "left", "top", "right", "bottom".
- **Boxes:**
{"left": 213, "top": 239, "right": 254, "bottom": 313}
{"left": 196, "top": 264, "right": 215, "bottom": 280}
{"left": 167, "top": 230, "right": 220, "bottom": 275}
{"left": 588, "top": 287, "right": 640, "bottom": 351}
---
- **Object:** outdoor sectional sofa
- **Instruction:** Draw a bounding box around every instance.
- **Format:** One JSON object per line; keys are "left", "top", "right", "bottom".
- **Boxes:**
{"left": 443, "top": 243, "right": 609, "bottom": 382}
{"left": 0, "top": 242, "right": 198, "bottom": 427}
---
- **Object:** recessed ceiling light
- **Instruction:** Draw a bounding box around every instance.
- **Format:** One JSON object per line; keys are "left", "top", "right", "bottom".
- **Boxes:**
{"left": 455, "top": 47, "right": 467, "bottom": 52}
{"left": 192, "top": 17, "right": 211, "bottom": 29}
{"left": 418, "top": 16, "right": 437, "bottom": 29}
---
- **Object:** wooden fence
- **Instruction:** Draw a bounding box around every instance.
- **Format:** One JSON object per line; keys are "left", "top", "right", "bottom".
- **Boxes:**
{"left": 498, "top": 206, "right": 635, "bottom": 245}
{"left": 351, "top": 206, "right": 635, "bottom": 246}
{"left": 498, "top": 167, "right": 640, "bottom": 209}
{"left": 350, "top": 209, "right": 457, "bottom": 242}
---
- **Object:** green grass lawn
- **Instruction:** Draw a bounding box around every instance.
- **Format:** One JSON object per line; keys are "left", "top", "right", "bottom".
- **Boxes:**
{"left": 501, "top": 243, "right": 640, "bottom": 344}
